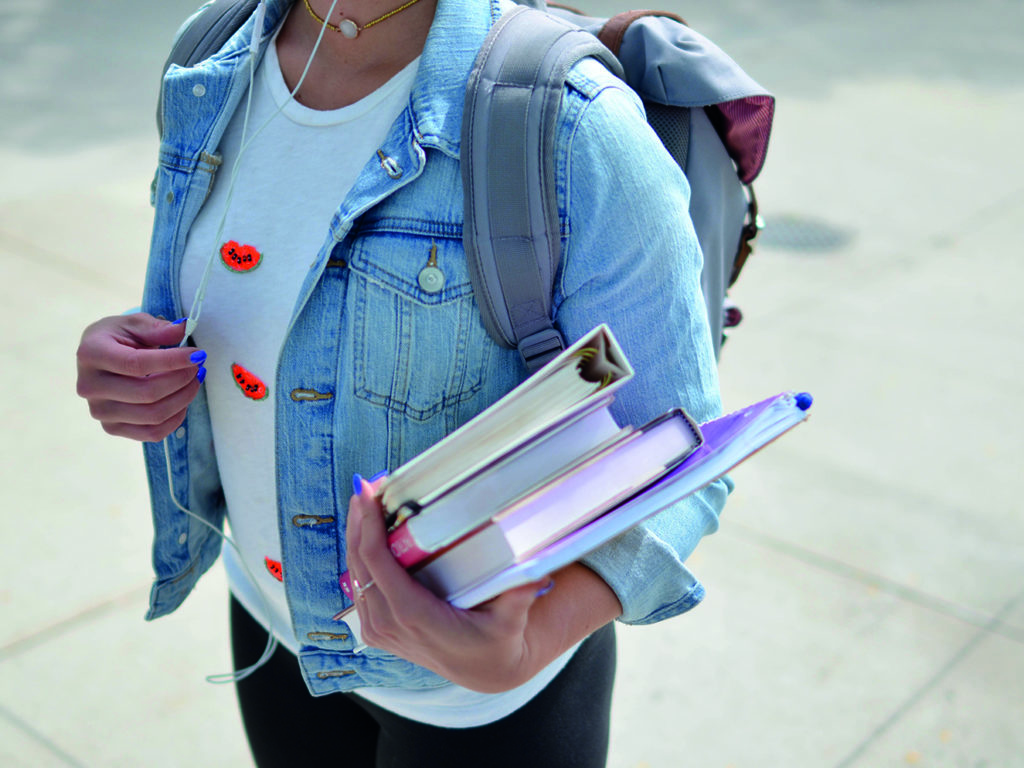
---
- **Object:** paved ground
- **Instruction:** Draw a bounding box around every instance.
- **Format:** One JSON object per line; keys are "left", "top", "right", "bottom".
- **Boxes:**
{"left": 2, "top": 1, "right": 1022, "bottom": 766}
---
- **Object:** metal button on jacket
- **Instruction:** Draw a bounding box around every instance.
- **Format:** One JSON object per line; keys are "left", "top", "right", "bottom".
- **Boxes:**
{"left": 418, "top": 242, "right": 445, "bottom": 293}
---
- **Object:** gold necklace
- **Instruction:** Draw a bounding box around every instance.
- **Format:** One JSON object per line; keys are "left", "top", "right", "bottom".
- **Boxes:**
{"left": 303, "top": 0, "right": 424, "bottom": 39}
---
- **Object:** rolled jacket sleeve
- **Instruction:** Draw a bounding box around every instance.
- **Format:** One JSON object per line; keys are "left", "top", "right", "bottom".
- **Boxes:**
{"left": 553, "top": 67, "right": 732, "bottom": 624}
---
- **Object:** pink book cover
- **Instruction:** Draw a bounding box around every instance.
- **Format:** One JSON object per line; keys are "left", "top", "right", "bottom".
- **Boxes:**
{"left": 387, "top": 524, "right": 432, "bottom": 567}
{"left": 339, "top": 571, "right": 354, "bottom": 600}
{"left": 340, "top": 522, "right": 486, "bottom": 594}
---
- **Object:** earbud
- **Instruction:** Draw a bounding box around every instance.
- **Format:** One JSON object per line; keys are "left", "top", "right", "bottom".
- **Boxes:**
{"left": 250, "top": 1, "right": 268, "bottom": 56}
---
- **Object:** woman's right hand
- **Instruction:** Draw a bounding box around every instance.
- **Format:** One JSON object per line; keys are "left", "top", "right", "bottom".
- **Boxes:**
{"left": 76, "top": 313, "right": 206, "bottom": 442}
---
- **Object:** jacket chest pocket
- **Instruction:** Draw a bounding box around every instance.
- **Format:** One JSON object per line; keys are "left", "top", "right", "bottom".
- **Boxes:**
{"left": 346, "top": 226, "right": 491, "bottom": 422}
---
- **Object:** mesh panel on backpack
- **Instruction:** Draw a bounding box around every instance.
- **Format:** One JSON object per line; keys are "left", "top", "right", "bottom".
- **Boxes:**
{"left": 644, "top": 101, "right": 690, "bottom": 171}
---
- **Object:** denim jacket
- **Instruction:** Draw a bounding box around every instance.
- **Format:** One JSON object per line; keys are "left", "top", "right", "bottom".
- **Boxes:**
{"left": 141, "top": 0, "right": 730, "bottom": 695}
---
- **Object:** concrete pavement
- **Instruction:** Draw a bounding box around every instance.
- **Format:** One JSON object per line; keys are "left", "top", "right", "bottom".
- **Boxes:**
{"left": 2, "top": 0, "right": 1022, "bottom": 766}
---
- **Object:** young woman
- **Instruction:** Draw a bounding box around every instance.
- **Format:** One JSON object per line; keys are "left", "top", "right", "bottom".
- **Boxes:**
{"left": 75, "top": 0, "right": 728, "bottom": 764}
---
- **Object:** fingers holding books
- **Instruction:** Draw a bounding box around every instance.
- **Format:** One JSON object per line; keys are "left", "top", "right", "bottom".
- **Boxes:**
{"left": 344, "top": 475, "right": 550, "bottom": 693}
{"left": 345, "top": 475, "right": 443, "bottom": 646}
{"left": 347, "top": 475, "right": 426, "bottom": 612}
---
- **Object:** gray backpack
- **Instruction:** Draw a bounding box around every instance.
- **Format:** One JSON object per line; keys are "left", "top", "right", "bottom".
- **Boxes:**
{"left": 160, "top": 0, "right": 774, "bottom": 371}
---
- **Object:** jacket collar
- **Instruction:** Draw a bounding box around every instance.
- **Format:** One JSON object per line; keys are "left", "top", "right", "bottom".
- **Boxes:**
{"left": 409, "top": 0, "right": 502, "bottom": 158}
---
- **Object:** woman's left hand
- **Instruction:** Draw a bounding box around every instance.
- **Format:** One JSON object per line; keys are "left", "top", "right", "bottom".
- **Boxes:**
{"left": 345, "top": 477, "right": 551, "bottom": 693}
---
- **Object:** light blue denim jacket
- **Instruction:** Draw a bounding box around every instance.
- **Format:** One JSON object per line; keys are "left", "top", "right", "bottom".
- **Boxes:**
{"left": 141, "top": 0, "right": 730, "bottom": 695}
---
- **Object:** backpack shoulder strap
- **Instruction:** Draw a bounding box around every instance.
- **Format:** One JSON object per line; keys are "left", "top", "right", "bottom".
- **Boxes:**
{"left": 461, "top": 6, "right": 623, "bottom": 374}
{"left": 157, "top": 0, "right": 259, "bottom": 137}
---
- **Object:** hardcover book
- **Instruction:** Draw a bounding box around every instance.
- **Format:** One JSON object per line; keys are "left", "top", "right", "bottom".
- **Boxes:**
{"left": 335, "top": 324, "right": 812, "bottom": 615}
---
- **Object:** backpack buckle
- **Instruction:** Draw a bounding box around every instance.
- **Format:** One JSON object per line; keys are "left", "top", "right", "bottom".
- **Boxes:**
{"left": 517, "top": 328, "right": 566, "bottom": 374}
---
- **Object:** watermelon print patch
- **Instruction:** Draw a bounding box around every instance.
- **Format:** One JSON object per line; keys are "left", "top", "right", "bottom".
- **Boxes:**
{"left": 232, "top": 363, "right": 268, "bottom": 400}
{"left": 220, "top": 240, "right": 263, "bottom": 272}
{"left": 265, "top": 557, "right": 283, "bottom": 582}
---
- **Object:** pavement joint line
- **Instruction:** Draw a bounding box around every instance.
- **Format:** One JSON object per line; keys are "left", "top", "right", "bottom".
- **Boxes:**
{"left": 0, "top": 702, "right": 90, "bottom": 768}
{"left": 925, "top": 183, "right": 1024, "bottom": 249}
{"left": 760, "top": 322, "right": 1021, "bottom": 392}
{"left": 729, "top": 450, "right": 1024, "bottom": 598}
{"left": 727, "top": 522, "right": 1024, "bottom": 645}
{"left": 831, "top": 588, "right": 1024, "bottom": 768}
{"left": 0, "top": 584, "right": 150, "bottom": 664}
{"left": 0, "top": 229, "right": 131, "bottom": 295}
{"left": 742, "top": 185, "right": 1024, "bottom": 329}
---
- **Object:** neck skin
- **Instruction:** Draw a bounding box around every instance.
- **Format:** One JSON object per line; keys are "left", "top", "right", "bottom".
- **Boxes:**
{"left": 275, "top": 0, "right": 437, "bottom": 109}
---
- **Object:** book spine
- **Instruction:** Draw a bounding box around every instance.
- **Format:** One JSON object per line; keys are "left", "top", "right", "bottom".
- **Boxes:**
{"left": 412, "top": 524, "right": 513, "bottom": 598}
{"left": 340, "top": 525, "right": 471, "bottom": 595}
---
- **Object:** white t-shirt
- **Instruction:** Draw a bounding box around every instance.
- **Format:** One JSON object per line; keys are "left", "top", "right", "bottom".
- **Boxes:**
{"left": 179, "top": 32, "right": 575, "bottom": 728}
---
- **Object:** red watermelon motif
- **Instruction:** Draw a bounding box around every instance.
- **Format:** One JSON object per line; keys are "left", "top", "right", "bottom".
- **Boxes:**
{"left": 265, "top": 557, "right": 283, "bottom": 582}
{"left": 232, "top": 363, "right": 268, "bottom": 400}
{"left": 220, "top": 240, "right": 262, "bottom": 272}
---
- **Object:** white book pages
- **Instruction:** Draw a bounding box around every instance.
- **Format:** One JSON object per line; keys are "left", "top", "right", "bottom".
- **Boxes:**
{"left": 497, "top": 412, "right": 700, "bottom": 556}
{"left": 446, "top": 391, "right": 812, "bottom": 608}
{"left": 380, "top": 324, "right": 632, "bottom": 514}
{"left": 404, "top": 405, "right": 625, "bottom": 552}
{"left": 411, "top": 410, "right": 701, "bottom": 597}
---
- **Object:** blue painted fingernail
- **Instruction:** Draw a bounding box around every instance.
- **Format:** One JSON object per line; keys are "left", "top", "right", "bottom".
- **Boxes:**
{"left": 535, "top": 578, "right": 555, "bottom": 598}
{"left": 352, "top": 473, "right": 365, "bottom": 495}
{"left": 369, "top": 470, "right": 388, "bottom": 482}
{"left": 172, "top": 317, "right": 187, "bottom": 325}
{"left": 189, "top": 350, "right": 207, "bottom": 365}
{"left": 196, "top": 365, "right": 207, "bottom": 383}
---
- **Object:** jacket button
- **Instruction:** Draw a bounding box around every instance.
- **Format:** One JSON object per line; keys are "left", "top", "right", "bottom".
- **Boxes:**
{"left": 290, "top": 388, "right": 333, "bottom": 402}
{"left": 292, "top": 514, "right": 335, "bottom": 527}
{"left": 417, "top": 266, "right": 445, "bottom": 293}
{"left": 307, "top": 631, "right": 350, "bottom": 642}
{"left": 377, "top": 150, "right": 402, "bottom": 179}
{"left": 316, "top": 669, "right": 357, "bottom": 679}
{"left": 178, "top": 533, "right": 188, "bottom": 545}
{"left": 192, "top": 84, "right": 207, "bottom": 97}
{"left": 174, "top": 427, "right": 186, "bottom": 439}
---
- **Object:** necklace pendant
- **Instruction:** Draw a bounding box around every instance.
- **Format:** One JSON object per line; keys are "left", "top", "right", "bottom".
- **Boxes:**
{"left": 338, "top": 18, "right": 359, "bottom": 38}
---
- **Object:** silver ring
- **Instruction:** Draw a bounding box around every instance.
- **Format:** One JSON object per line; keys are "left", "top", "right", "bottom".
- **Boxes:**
{"left": 354, "top": 578, "right": 375, "bottom": 600}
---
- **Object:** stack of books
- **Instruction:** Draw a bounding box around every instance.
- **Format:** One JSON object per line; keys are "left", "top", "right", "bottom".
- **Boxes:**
{"left": 338, "top": 324, "right": 811, "bottom": 613}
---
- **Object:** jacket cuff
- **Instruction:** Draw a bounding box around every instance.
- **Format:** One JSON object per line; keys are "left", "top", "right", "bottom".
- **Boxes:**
{"left": 580, "top": 482, "right": 727, "bottom": 624}
{"left": 580, "top": 526, "right": 701, "bottom": 624}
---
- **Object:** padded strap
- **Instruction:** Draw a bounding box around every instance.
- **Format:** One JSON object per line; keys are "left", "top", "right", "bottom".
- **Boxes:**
{"left": 597, "top": 9, "right": 686, "bottom": 55}
{"left": 462, "top": 6, "right": 623, "bottom": 373}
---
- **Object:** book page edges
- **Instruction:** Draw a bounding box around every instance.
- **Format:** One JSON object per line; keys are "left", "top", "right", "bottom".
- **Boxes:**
{"left": 380, "top": 324, "right": 633, "bottom": 513}
{"left": 447, "top": 394, "right": 809, "bottom": 608}
{"left": 401, "top": 403, "right": 625, "bottom": 552}
{"left": 419, "top": 411, "right": 704, "bottom": 599}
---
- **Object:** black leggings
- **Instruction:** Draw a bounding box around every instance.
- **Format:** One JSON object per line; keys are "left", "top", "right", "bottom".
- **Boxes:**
{"left": 230, "top": 597, "right": 617, "bottom": 768}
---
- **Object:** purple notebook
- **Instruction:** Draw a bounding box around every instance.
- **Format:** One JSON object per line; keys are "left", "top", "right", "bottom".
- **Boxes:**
{"left": 448, "top": 391, "right": 812, "bottom": 608}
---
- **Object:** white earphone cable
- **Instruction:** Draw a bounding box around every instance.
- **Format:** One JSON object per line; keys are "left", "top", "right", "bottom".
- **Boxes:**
{"left": 184, "top": 0, "right": 341, "bottom": 340}
{"left": 165, "top": 0, "right": 344, "bottom": 684}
